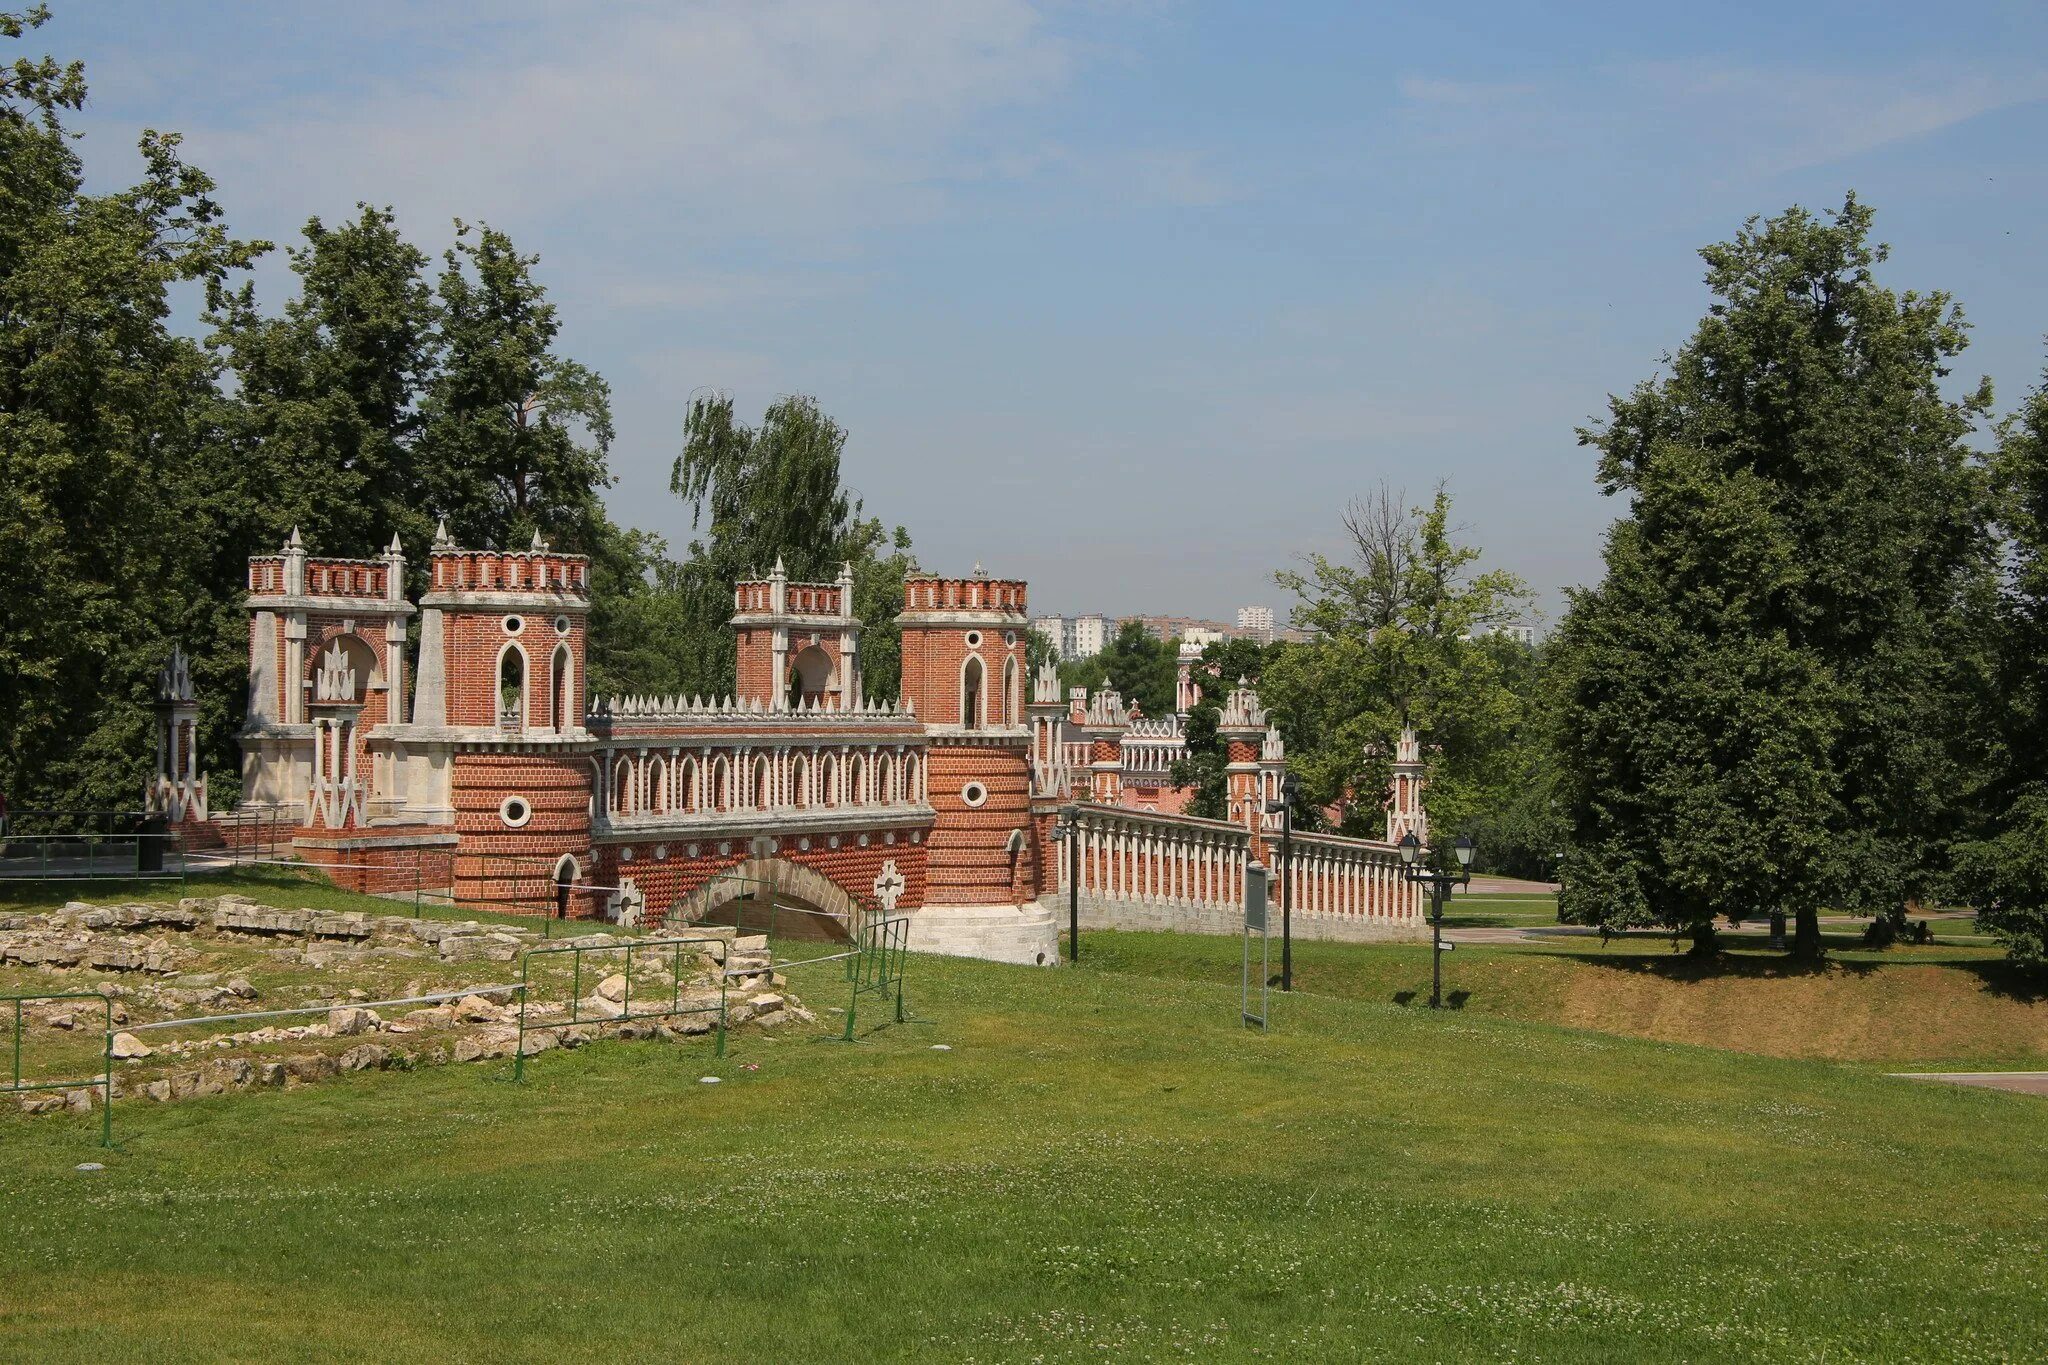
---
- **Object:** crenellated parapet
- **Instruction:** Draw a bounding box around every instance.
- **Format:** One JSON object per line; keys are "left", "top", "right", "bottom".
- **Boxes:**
{"left": 731, "top": 557, "right": 863, "bottom": 709}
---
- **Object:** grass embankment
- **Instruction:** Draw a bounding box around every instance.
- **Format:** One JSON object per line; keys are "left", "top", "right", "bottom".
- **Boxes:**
{"left": 1090, "top": 924, "right": 2048, "bottom": 1070}
{"left": 3, "top": 927, "right": 2046, "bottom": 1361}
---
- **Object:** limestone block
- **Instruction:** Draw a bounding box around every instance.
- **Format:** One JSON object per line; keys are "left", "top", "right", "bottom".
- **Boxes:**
{"left": 110, "top": 1032, "right": 152, "bottom": 1059}
{"left": 87, "top": 941, "right": 149, "bottom": 971}
{"left": 339, "top": 1044, "right": 391, "bottom": 1071}
{"left": 452, "top": 995, "right": 505, "bottom": 1024}
{"left": 327, "top": 1006, "right": 376, "bottom": 1037}
{"left": 594, "top": 973, "right": 629, "bottom": 1003}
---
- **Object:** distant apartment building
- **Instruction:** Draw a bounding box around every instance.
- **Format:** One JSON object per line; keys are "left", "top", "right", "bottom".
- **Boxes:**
{"left": 1236, "top": 605, "right": 1275, "bottom": 644}
{"left": 1131, "top": 614, "right": 1233, "bottom": 644}
{"left": 1029, "top": 615, "right": 1067, "bottom": 659}
{"left": 1482, "top": 623, "right": 1539, "bottom": 646}
{"left": 1068, "top": 614, "right": 1111, "bottom": 659}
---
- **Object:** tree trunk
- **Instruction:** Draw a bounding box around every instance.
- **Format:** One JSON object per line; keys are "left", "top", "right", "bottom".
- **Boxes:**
{"left": 1791, "top": 905, "right": 1823, "bottom": 959}
{"left": 1688, "top": 921, "right": 1719, "bottom": 956}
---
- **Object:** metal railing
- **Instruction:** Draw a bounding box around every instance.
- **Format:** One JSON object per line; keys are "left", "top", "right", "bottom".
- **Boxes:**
{"left": 3, "top": 991, "right": 113, "bottom": 1147}
{"left": 513, "top": 935, "right": 731, "bottom": 1079}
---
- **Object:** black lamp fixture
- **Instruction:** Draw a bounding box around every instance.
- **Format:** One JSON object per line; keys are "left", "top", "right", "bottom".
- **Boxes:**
{"left": 1399, "top": 828, "right": 1476, "bottom": 1009}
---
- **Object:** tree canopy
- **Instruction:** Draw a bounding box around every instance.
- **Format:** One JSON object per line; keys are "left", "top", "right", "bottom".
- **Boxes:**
{"left": 1554, "top": 195, "right": 1995, "bottom": 954}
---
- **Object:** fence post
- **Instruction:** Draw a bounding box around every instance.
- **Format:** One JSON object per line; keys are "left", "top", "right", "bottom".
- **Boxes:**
{"left": 99, "top": 999, "right": 113, "bottom": 1148}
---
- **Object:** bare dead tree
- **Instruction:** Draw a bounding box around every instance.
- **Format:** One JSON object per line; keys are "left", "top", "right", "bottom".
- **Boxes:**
{"left": 1340, "top": 480, "right": 1415, "bottom": 632}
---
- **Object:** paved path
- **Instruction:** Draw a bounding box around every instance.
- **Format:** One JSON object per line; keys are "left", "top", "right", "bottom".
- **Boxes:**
{"left": 1891, "top": 1072, "right": 2048, "bottom": 1097}
{"left": 1466, "top": 876, "right": 1559, "bottom": 895}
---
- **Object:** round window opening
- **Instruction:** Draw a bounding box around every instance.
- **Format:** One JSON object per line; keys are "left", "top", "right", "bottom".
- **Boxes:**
{"left": 960, "top": 781, "right": 990, "bottom": 809}
{"left": 499, "top": 796, "right": 533, "bottom": 828}
{"left": 503, "top": 615, "right": 525, "bottom": 636}
{"left": 1004, "top": 630, "right": 1017, "bottom": 647}
{"left": 964, "top": 630, "right": 983, "bottom": 648}
{"left": 554, "top": 615, "right": 571, "bottom": 636}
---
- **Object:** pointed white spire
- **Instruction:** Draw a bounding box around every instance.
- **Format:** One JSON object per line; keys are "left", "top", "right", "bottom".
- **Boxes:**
{"left": 433, "top": 517, "right": 454, "bottom": 550}
{"left": 530, "top": 527, "right": 548, "bottom": 552}
{"left": 285, "top": 526, "right": 303, "bottom": 550}
{"left": 385, "top": 532, "right": 404, "bottom": 555}
{"left": 772, "top": 554, "right": 786, "bottom": 577}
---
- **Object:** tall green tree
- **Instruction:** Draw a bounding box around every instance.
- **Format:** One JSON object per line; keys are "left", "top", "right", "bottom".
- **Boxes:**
{"left": 1556, "top": 196, "right": 1994, "bottom": 954}
{"left": 1269, "top": 485, "right": 1528, "bottom": 841}
{"left": 1059, "top": 621, "right": 1178, "bottom": 719}
{"left": 207, "top": 205, "right": 438, "bottom": 556}
{"left": 669, "top": 393, "right": 915, "bottom": 701}
{"left": 421, "top": 221, "right": 614, "bottom": 552}
{"left": 0, "top": 6, "right": 264, "bottom": 809}
{"left": 1955, "top": 364, "right": 2048, "bottom": 969}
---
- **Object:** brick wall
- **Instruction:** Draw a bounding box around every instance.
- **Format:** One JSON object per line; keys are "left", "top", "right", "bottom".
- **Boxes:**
{"left": 923, "top": 740, "right": 1034, "bottom": 904}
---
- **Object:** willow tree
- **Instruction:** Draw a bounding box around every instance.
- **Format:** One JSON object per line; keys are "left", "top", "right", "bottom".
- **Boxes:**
{"left": 669, "top": 393, "right": 914, "bottom": 701}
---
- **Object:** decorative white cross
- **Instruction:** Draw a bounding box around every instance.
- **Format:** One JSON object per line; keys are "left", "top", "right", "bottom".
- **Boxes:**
{"left": 871, "top": 859, "right": 905, "bottom": 911}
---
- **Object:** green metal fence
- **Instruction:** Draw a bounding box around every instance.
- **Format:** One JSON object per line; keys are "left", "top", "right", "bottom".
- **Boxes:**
{"left": 0, "top": 825, "right": 187, "bottom": 889}
{"left": 841, "top": 913, "right": 911, "bottom": 1041}
{"left": 3, "top": 991, "right": 113, "bottom": 1147}
{"left": 513, "top": 935, "right": 732, "bottom": 1079}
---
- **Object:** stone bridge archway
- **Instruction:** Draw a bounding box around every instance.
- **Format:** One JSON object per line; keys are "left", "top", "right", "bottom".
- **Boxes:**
{"left": 667, "top": 856, "right": 866, "bottom": 943}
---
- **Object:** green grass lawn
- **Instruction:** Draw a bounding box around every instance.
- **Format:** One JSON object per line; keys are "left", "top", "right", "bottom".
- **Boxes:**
{"left": 4, "top": 929, "right": 2045, "bottom": 1361}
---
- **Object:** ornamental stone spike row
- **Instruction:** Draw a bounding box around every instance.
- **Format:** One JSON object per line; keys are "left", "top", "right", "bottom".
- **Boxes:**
{"left": 146, "top": 528, "right": 1433, "bottom": 965}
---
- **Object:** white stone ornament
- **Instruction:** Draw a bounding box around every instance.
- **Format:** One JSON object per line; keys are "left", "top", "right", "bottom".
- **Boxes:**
{"left": 871, "top": 860, "right": 906, "bottom": 911}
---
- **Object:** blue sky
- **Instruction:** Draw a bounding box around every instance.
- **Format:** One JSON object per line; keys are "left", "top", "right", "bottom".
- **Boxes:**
{"left": 48, "top": 1, "right": 2048, "bottom": 624}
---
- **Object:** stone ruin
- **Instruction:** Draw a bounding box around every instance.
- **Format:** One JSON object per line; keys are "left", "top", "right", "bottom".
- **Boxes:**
{"left": 2, "top": 894, "right": 809, "bottom": 1115}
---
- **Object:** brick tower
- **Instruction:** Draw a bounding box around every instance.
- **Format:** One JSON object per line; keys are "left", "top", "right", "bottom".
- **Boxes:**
{"left": 896, "top": 566, "right": 1057, "bottom": 962}
{"left": 411, "top": 525, "right": 595, "bottom": 890}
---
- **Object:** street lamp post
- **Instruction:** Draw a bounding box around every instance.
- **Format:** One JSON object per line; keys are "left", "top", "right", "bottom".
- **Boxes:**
{"left": 1264, "top": 774, "right": 1300, "bottom": 992}
{"left": 1399, "top": 831, "right": 1476, "bottom": 1009}
{"left": 1051, "top": 803, "right": 1081, "bottom": 963}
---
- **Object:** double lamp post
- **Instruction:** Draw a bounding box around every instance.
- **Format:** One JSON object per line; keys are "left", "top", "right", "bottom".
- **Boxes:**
{"left": 1399, "top": 829, "right": 1475, "bottom": 1008}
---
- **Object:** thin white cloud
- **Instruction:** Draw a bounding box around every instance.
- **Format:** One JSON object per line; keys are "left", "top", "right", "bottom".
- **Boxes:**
{"left": 1623, "top": 59, "right": 2048, "bottom": 176}
{"left": 175, "top": 1, "right": 1077, "bottom": 245}
{"left": 1397, "top": 57, "right": 2048, "bottom": 180}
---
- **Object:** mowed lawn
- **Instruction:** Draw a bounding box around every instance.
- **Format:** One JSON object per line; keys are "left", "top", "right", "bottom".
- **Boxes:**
{"left": 3, "top": 927, "right": 2046, "bottom": 1361}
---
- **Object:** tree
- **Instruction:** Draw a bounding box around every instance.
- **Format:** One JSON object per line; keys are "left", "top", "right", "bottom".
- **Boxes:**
{"left": 1552, "top": 449, "right": 1841, "bottom": 951}
{"left": 1270, "top": 484, "right": 1529, "bottom": 841}
{"left": 1556, "top": 195, "right": 1995, "bottom": 955}
{"left": 1085, "top": 621, "right": 1179, "bottom": 719}
{"left": 669, "top": 393, "right": 915, "bottom": 701}
{"left": 207, "top": 205, "right": 439, "bottom": 557}
{"left": 1955, "top": 363, "right": 2048, "bottom": 968}
{"left": 1463, "top": 638, "right": 1564, "bottom": 880}
{"left": 420, "top": 221, "right": 615, "bottom": 552}
{"left": 0, "top": 6, "right": 265, "bottom": 809}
